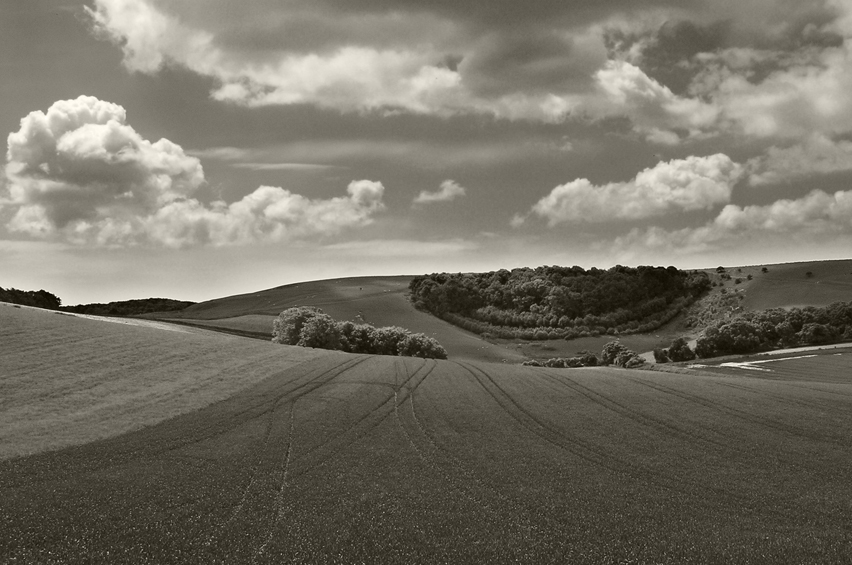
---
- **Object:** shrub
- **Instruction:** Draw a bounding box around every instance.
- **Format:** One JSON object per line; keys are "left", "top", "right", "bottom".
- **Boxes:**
{"left": 577, "top": 350, "right": 598, "bottom": 366}
{"left": 667, "top": 337, "right": 696, "bottom": 362}
{"left": 398, "top": 333, "right": 448, "bottom": 359}
{"left": 600, "top": 340, "right": 629, "bottom": 365}
{"left": 614, "top": 349, "right": 641, "bottom": 367}
{"left": 623, "top": 355, "right": 645, "bottom": 369}
{"left": 297, "top": 314, "right": 342, "bottom": 350}
{"left": 272, "top": 306, "right": 326, "bottom": 345}
{"left": 653, "top": 348, "right": 670, "bottom": 363}
{"left": 272, "top": 307, "right": 447, "bottom": 359}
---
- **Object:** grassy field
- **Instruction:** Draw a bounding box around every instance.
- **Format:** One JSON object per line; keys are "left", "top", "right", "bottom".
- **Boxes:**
{"left": 146, "top": 260, "right": 852, "bottom": 365}
{"left": 740, "top": 259, "right": 852, "bottom": 311}
{"left": 155, "top": 276, "right": 526, "bottom": 364}
{"left": 3, "top": 305, "right": 852, "bottom": 563}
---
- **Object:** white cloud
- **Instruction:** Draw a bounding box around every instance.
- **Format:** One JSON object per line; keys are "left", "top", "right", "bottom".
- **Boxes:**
{"left": 5, "top": 95, "right": 204, "bottom": 234}
{"left": 747, "top": 134, "right": 852, "bottom": 185}
{"left": 82, "top": 0, "right": 852, "bottom": 146}
{"left": 523, "top": 154, "right": 742, "bottom": 226}
{"left": 612, "top": 188, "right": 852, "bottom": 258}
{"left": 143, "top": 180, "right": 385, "bottom": 247}
{"left": 592, "top": 60, "right": 720, "bottom": 143}
{"left": 3, "top": 97, "right": 385, "bottom": 247}
{"left": 413, "top": 179, "right": 467, "bottom": 205}
{"left": 86, "top": 0, "right": 585, "bottom": 122}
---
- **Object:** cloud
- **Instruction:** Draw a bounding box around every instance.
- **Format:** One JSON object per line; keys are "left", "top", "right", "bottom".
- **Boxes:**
{"left": 520, "top": 153, "right": 742, "bottom": 226}
{"left": 747, "top": 134, "right": 852, "bottom": 185}
{"left": 612, "top": 188, "right": 852, "bottom": 258}
{"left": 84, "top": 0, "right": 852, "bottom": 147}
{"left": 143, "top": 180, "right": 385, "bottom": 247}
{"left": 322, "top": 238, "right": 478, "bottom": 257}
{"left": 413, "top": 180, "right": 467, "bottom": 205}
{"left": 5, "top": 95, "right": 204, "bottom": 232}
{"left": 3, "top": 97, "right": 385, "bottom": 247}
{"left": 86, "top": 0, "right": 585, "bottom": 121}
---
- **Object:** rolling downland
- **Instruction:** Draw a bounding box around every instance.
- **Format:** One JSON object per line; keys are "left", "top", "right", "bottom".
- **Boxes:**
{"left": 3, "top": 303, "right": 852, "bottom": 563}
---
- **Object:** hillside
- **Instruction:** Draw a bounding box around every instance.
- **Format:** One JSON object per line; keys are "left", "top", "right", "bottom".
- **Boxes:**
{"left": 0, "top": 303, "right": 323, "bottom": 460}
{"left": 2, "top": 303, "right": 852, "bottom": 563}
{"left": 147, "top": 259, "right": 852, "bottom": 364}
{"left": 739, "top": 259, "right": 852, "bottom": 311}
{"left": 157, "top": 276, "right": 526, "bottom": 364}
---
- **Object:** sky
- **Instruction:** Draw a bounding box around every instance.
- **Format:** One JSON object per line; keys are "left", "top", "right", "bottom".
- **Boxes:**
{"left": 2, "top": 0, "right": 852, "bottom": 305}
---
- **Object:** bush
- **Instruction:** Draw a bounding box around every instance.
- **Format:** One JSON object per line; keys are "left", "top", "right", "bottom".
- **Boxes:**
{"left": 614, "top": 349, "right": 641, "bottom": 367}
{"left": 297, "top": 314, "right": 342, "bottom": 350}
{"left": 398, "top": 333, "right": 448, "bottom": 359}
{"left": 667, "top": 337, "right": 696, "bottom": 362}
{"left": 272, "top": 307, "right": 447, "bottom": 359}
{"left": 653, "top": 348, "right": 670, "bottom": 363}
{"left": 623, "top": 355, "right": 645, "bottom": 369}
{"left": 600, "top": 340, "right": 628, "bottom": 365}
{"left": 577, "top": 350, "right": 598, "bottom": 366}
{"left": 272, "top": 306, "right": 326, "bottom": 345}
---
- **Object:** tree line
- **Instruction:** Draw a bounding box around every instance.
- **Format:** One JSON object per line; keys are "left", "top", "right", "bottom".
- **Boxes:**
{"left": 409, "top": 265, "right": 710, "bottom": 340}
{"left": 0, "top": 287, "right": 61, "bottom": 310}
{"left": 272, "top": 307, "right": 447, "bottom": 359}
{"left": 61, "top": 298, "right": 194, "bottom": 317}
{"left": 1, "top": 285, "right": 193, "bottom": 316}
{"left": 654, "top": 301, "right": 852, "bottom": 361}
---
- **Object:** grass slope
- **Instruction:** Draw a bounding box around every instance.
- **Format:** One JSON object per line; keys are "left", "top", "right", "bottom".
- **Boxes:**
{"left": 2, "top": 306, "right": 852, "bottom": 563}
{"left": 0, "top": 303, "right": 323, "bottom": 460}
{"left": 157, "top": 276, "right": 525, "bottom": 363}
{"left": 739, "top": 259, "right": 852, "bottom": 311}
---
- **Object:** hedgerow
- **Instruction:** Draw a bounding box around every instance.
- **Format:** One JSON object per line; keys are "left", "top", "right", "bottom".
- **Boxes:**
{"left": 272, "top": 307, "right": 447, "bottom": 359}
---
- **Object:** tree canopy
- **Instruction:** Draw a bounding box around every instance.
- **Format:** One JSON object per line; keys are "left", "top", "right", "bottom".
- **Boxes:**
{"left": 409, "top": 265, "right": 710, "bottom": 340}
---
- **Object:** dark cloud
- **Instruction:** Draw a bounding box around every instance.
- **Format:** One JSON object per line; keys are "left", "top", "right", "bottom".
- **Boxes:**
{"left": 631, "top": 20, "right": 731, "bottom": 94}
{"left": 459, "top": 31, "right": 604, "bottom": 97}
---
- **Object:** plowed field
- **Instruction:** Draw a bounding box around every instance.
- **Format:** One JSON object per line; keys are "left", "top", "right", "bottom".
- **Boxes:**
{"left": 3, "top": 306, "right": 852, "bottom": 563}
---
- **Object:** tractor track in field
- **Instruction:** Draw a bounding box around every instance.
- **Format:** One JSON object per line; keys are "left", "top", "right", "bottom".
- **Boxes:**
{"left": 709, "top": 378, "right": 846, "bottom": 411}
{"left": 626, "top": 373, "right": 852, "bottom": 448}
{"left": 284, "top": 356, "right": 435, "bottom": 480}
{"left": 202, "top": 356, "right": 377, "bottom": 552}
{"left": 458, "top": 362, "right": 770, "bottom": 513}
{"left": 540, "top": 372, "right": 738, "bottom": 453}
{"left": 0, "top": 356, "right": 368, "bottom": 489}
{"left": 391, "top": 360, "right": 527, "bottom": 526}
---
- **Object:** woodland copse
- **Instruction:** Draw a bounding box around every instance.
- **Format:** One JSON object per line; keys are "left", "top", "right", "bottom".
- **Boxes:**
{"left": 692, "top": 302, "right": 852, "bottom": 358}
{"left": 409, "top": 265, "right": 710, "bottom": 340}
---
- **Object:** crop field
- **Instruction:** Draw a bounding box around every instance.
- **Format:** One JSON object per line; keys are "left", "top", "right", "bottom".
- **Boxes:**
{"left": 687, "top": 345, "right": 852, "bottom": 383}
{"left": 0, "top": 304, "right": 322, "bottom": 459}
{"left": 3, "top": 306, "right": 852, "bottom": 563}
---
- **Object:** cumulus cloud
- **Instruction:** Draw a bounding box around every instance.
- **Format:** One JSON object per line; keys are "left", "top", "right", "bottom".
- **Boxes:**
{"left": 593, "top": 60, "right": 720, "bottom": 142}
{"left": 748, "top": 134, "right": 852, "bottom": 185}
{"left": 83, "top": 0, "right": 852, "bottom": 145}
{"left": 3, "top": 96, "right": 385, "bottom": 247}
{"left": 612, "top": 188, "right": 852, "bottom": 258}
{"left": 85, "top": 0, "right": 585, "bottom": 121}
{"left": 143, "top": 180, "right": 385, "bottom": 247}
{"left": 519, "top": 154, "right": 742, "bottom": 226}
{"left": 413, "top": 180, "right": 467, "bottom": 205}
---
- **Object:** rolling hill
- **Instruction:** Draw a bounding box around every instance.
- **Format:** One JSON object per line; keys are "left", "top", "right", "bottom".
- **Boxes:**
{"left": 155, "top": 276, "right": 527, "bottom": 364}
{"left": 2, "top": 303, "right": 851, "bottom": 563}
{"left": 151, "top": 259, "right": 852, "bottom": 364}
